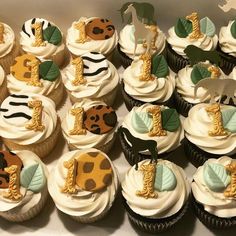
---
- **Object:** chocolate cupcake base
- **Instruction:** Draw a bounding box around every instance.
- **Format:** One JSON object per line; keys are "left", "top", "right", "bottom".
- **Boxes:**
{"left": 117, "top": 44, "right": 133, "bottom": 68}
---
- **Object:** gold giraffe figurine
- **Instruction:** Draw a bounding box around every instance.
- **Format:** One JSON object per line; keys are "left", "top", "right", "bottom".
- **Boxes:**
{"left": 69, "top": 107, "right": 86, "bottom": 135}
{"left": 224, "top": 162, "right": 236, "bottom": 198}
{"left": 139, "top": 53, "right": 155, "bottom": 81}
{"left": 25, "top": 100, "right": 45, "bottom": 132}
{"left": 72, "top": 57, "right": 86, "bottom": 86}
{"left": 143, "top": 25, "right": 158, "bottom": 50}
{"left": 74, "top": 21, "right": 87, "bottom": 43}
{"left": 0, "top": 23, "right": 5, "bottom": 44}
{"left": 136, "top": 163, "right": 158, "bottom": 199}
{"left": 205, "top": 103, "right": 228, "bottom": 136}
{"left": 27, "top": 59, "right": 42, "bottom": 87}
{"left": 186, "top": 12, "right": 204, "bottom": 40}
{"left": 147, "top": 105, "right": 167, "bottom": 137}
{"left": 4, "top": 165, "right": 22, "bottom": 201}
{"left": 31, "top": 22, "right": 46, "bottom": 47}
{"left": 208, "top": 65, "right": 221, "bottom": 79}
{"left": 61, "top": 158, "right": 78, "bottom": 194}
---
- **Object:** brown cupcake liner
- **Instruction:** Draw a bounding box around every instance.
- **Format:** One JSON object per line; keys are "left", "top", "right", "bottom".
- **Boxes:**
{"left": 47, "top": 82, "right": 65, "bottom": 108}
{"left": 123, "top": 196, "right": 190, "bottom": 233}
{"left": 192, "top": 193, "right": 236, "bottom": 229}
{"left": 117, "top": 43, "right": 133, "bottom": 68}
{"left": 0, "top": 78, "right": 8, "bottom": 104}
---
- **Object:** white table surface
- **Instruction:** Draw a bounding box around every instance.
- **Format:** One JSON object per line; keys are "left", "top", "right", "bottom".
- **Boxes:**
{"left": 0, "top": 0, "right": 236, "bottom": 235}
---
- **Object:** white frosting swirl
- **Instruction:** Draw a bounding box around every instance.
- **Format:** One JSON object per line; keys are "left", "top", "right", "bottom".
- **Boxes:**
{"left": 48, "top": 149, "right": 119, "bottom": 218}
{"left": 119, "top": 24, "right": 166, "bottom": 60}
{"left": 123, "top": 59, "right": 175, "bottom": 102}
{"left": 167, "top": 27, "right": 218, "bottom": 58}
{"left": 61, "top": 99, "right": 117, "bottom": 149}
{"left": 0, "top": 150, "right": 48, "bottom": 214}
{"left": 122, "top": 159, "right": 190, "bottom": 219}
{"left": 0, "top": 94, "right": 58, "bottom": 145}
{"left": 0, "top": 23, "right": 15, "bottom": 58}
{"left": 66, "top": 17, "right": 118, "bottom": 56}
{"left": 20, "top": 18, "right": 65, "bottom": 61}
{"left": 219, "top": 21, "right": 236, "bottom": 57}
{"left": 192, "top": 156, "right": 236, "bottom": 218}
{"left": 184, "top": 103, "right": 236, "bottom": 155}
{"left": 122, "top": 103, "right": 184, "bottom": 154}
{"left": 0, "top": 65, "right": 5, "bottom": 86}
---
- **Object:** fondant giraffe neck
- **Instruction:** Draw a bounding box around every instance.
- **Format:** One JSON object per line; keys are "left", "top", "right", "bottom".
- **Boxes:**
{"left": 143, "top": 25, "right": 158, "bottom": 50}
{"left": 32, "top": 22, "right": 46, "bottom": 47}
{"left": 139, "top": 53, "right": 155, "bottom": 81}
{"left": 69, "top": 107, "right": 86, "bottom": 135}
{"left": 208, "top": 65, "right": 221, "bottom": 79}
{"left": 0, "top": 23, "right": 5, "bottom": 44}
{"left": 186, "top": 12, "right": 203, "bottom": 40}
{"left": 27, "top": 59, "right": 42, "bottom": 87}
{"left": 74, "top": 21, "right": 87, "bottom": 44}
{"left": 72, "top": 57, "right": 86, "bottom": 85}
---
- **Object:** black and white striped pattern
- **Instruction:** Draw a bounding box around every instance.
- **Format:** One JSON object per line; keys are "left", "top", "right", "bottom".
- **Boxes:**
{"left": 82, "top": 52, "right": 108, "bottom": 77}
{"left": 22, "top": 18, "right": 52, "bottom": 38}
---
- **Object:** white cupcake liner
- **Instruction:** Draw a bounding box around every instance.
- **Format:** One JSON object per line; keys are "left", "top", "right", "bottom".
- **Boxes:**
{"left": 0, "top": 78, "right": 8, "bottom": 104}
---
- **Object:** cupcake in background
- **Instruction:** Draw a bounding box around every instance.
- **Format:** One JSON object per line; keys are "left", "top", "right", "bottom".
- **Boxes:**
{"left": 192, "top": 156, "right": 236, "bottom": 228}
{"left": 122, "top": 159, "right": 190, "bottom": 233}
{"left": 122, "top": 53, "right": 175, "bottom": 111}
{"left": 167, "top": 12, "right": 218, "bottom": 73}
{"left": 48, "top": 148, "right": 119, "bottom": 223}
{"left": 7, "top": 54, "right": 64, "bottom": 108}
{"left": 0, "top": 22, "right": 19, "bottom": 74}
{"left": 0, "top": 94, "right": 61, "bottom": 158}
{"left": 20, "top": 18, "right": 65, "bottom": 67}
{"left": 62, "top": 52, "right": 119, "bottom": 106}
{"left": 66, "top": 17, "right": 118, "bottom": 60}
{"left": 0, "top": 65, "right": 8, "bottom": 104}
{"left": 61, "top": 99, "right": 118, "bottom": 153}
{"left": 118, "top": 2, "right": 166, "bottom": 67}
{"left": 0, "top": 150, "right": 48, "bottom": 222}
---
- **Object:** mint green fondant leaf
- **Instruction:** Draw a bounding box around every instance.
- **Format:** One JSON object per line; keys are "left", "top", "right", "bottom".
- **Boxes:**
{"left": 20, "top": 163, "right": 46, "bottom": 193}
{"left": 155, "top": 164, "right": 177, "bottom": 191}
{"left": 204, "top": 163, "right": 230, "bottom": 192}
{"left": 191, "top": 64, "right": 211, "bottom": 85}
{"left": 222, "top": 108, "right": 236, "bottom": 133}
{"left": 200, "top": 17, "right": 216, "bottom": 37}
{"left": 151, "top": 55, "right": 169, "bottom": 78}
{"left": 230, "top": 20, "right": 236, "bottom": 39}
{"left": 174, "top": 18, "right": 193, "bottom": 38}
{"left": 131, "top": 111, "right": 153, "bottom": 133}
{"left": 161, "top": 109, "right": 180, "bottom": 132}
{"left": 39, "top": 61, "right": 60, "bottom": 82}
{"left": 43, "top": 26, "right": 62, "bottom": 45}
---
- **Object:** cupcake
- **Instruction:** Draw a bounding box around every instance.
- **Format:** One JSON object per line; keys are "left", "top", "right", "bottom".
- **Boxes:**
{"left": 167, "top": 12, "right": 218, "bottom": 73}
{"left": 122, "top": 54, "right": 175, "bottom": 111}
{"left": 66, "top": 17, "right": 118, "bottom": 60}
{"left": 175, "top": 62, "right": 226, "bottom": 117}
{"left": 0, "top": 22, "right": 19, "bottom": 74}
{"left": 48, "top": 148, "right": 119, "bottom": 223}
{"left": 0, "top": 94, "right": 60, "bottom": 158}
{"left": 0, "top": 150, "right": 48, "bottom": 222}
{"left": 183, "top": 103, "right": 236, "bottom": 167}
{"left": 192, "top": 156, "right": 236, "bottom": 228}
{"left": 118, "top": 3, "right": 166, "bottom": 67}
{"left": 62, "top": 52, "right": 119, "bottom": 106}
{"left": 119, "top": 103, "right": 183, "bottom": 166}
{"left": 0, "top": 65, "right": 8, "bottom": 104}
{"left": 122, "top": 159, "right": 190, "bottom": 233}
{"left": 7, "top": 54, "right": 64, "bottom": 107}
{"left": 218, "top": 20, "right": 236, "bottom": 75}
{"left": 61, "top": 99, "right": 118, "bottom": 153}
{"left": 20, "top": 18, "right": 65, "bottom": 67}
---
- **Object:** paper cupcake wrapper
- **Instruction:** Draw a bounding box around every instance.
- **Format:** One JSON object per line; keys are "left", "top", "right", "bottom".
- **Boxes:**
{"left": 192, "top": 194, "right": 236, "bottom": 229}
{"left": 2, "top": 118, "right": 61, "bottom": 159}
{"left": 47, "top": 82, "right": 65, "bottom": 108}
{"left": 123, "top": 196, "right": 190, "bottom": 233}
{"left": 166, "top": 43, "right": 189, "bottom": 73}
{"left": 117, "top": 43, "right": 133, "bottom": 68}
{"left": 0, "top": 188, "right": 48, "bottom": 222}
{"left": 0, "top": 78, "right": 8, "bottom": 104}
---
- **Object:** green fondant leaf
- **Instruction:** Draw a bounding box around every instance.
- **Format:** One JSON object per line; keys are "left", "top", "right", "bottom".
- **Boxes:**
{"left": 161, "top": 109, "right": 180, "bottom": 132}
{"left": 200, "top": 17, "right": 216, "bottom": 37}
{"left": 131, "top": 111, "right": 153, "bottom": 133}
{"left": 20, "top": 163, "right": 46, "bottom": 193}
{"left": 43, "top": 26, "right": 62, "bottom": 45}
{"left": 155, "top": 164, "right": 177, "bottom": 191}
{"left": 222, "top": 108, "right": 236, "bottom": 133}
{"left": 39, "top": 61, "right": 60, "bottom": 82}
{"left": 151, "top": 55, "right": 169, "bottom": 78}
{"left": 174, "top": 18, "right": 193, "bottom": 38}
{"left": 230, "top": 20, "right": 236, "bottom": 39}
{"left": 191, "top": 64, "right": 211, "bottom": 85}
{"left": 204, "top": 163, "right": 231, "bottom": 192}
